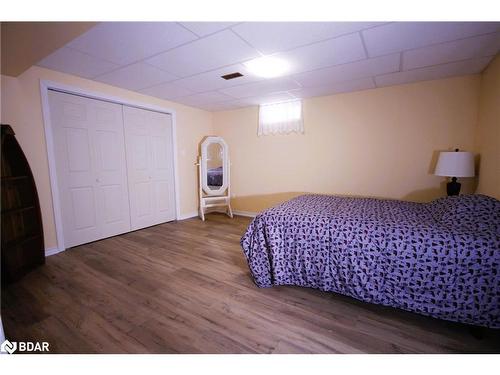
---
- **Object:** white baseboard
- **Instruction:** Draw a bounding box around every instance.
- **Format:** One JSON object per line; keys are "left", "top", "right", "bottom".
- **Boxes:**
{"left": 233, "top": 210, "right": 258, "bottom": 218}
{"left": 177, "top": 211, "right": 199, "bottom": 220}
{"left": 45, "top": 247, "right": 65, "bottom": 257}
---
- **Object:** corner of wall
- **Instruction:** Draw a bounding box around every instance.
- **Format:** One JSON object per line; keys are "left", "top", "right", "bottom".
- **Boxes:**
{"left": 474, "top": 54, "right": 500, "bottom": 200}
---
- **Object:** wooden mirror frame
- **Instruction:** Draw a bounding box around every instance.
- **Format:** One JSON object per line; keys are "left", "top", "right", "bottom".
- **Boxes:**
{"left": 200, "top": 136, "right": 229, "bottom": 196}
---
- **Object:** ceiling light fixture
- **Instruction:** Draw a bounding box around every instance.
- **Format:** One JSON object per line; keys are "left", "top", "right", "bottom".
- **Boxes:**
{"left": 244, "top": 56, "right": 290, "bottom": 78}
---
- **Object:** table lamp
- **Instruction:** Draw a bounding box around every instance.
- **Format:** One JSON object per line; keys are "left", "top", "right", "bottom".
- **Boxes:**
{"left": 434, "top": 149, "right": 475, "bottom": 196}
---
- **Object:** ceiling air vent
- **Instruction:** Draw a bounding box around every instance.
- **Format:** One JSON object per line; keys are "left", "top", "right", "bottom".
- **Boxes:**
{"left": 221, "top": 72, "right": 243, "bottom": 80}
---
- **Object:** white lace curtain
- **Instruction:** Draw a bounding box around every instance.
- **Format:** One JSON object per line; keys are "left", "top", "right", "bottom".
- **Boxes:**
{"left": 258, "top": 99, "right": 303, "bottom": 136}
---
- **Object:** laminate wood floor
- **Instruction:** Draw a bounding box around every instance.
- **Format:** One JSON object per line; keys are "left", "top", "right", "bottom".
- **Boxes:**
{"left": 2, "top": 214, "right": 499, "bottom": 353}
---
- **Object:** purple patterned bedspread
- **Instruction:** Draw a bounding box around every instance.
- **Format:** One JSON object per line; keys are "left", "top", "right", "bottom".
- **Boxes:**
{"left": 240, "top": 194, "right": 500, "bottom": 328}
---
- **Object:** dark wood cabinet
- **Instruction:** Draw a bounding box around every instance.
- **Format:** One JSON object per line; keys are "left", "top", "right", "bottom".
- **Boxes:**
{"left": 1, "top": 124, "right": 45, "bottom": 284}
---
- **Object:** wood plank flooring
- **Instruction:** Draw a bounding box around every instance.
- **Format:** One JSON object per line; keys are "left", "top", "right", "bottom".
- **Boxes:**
{"left": 2, "top": 214, "right": 499, "bottom": 353}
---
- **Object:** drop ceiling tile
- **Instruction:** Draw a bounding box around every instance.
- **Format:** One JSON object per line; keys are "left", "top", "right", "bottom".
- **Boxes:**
{"left": 94, "top": 63, "right": 178, "bottom": 91}
{"left": 139, "top": 81, "right": 193, "bottom": 100}
{"left": 275, "top": 33, "right": 367, "bottom": 75}
{"left": 403, "top": 32, "right": 500, "bottom": 70}
{"left": 146, "top": 30, "right": 260, "bottom": 77}
{"left": 239, "top": 91, "right": 298, "bottom": 105}
{"left": 37, "top": 47, "right": 119, "bottom": 78}
{"left": 363, "top": 22, "right": 500, "bottom": 57}
{"left": 232, "top": 22, "right": 384, "bottom": 54}
{"left": 292, "top": 54, "right": 400, "bottom": 87}
{"left": 173, "top": 63, "right": 263, "bottom": 93}
{"left": 219, "top": 77, "right": 301, "bottom": 98}
{"left": 292, "top": 78, "right": 376, "bottom": 98}
{"left": 68, "top": 22, "right": 198, "bottom": 65}
{"left": 180, "top": 22, "right": 238, "bottom": 37}
{"left": 375, "top": 56, "right": 493, "bottom": 87}
{"left": 174, "top": 91, "right": 236, "bottom": 106}
{"left": 197, "top": 100, "right": 248, "bottom": 112}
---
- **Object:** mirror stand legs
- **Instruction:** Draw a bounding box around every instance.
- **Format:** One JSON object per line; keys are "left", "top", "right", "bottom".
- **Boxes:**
{"left": 199, "top": 198, "right": 233, "bottom": 221}
{"left": 227, "top": 204, "right": 233, "bottom": 218}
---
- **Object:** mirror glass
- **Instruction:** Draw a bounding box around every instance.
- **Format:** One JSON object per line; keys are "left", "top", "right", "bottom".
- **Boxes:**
{"left": 206, "top": 142, "right": 223, "bottom": 190}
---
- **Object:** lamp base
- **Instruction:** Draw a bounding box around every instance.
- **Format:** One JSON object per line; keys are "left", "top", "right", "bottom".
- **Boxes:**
{"left": 447, "top": 177, "right": 461, "bottom": 196}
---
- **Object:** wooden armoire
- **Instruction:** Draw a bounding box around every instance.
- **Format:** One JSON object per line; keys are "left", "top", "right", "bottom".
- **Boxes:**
{"left": 1, "top": 124, "right": 45, "bottom": 284}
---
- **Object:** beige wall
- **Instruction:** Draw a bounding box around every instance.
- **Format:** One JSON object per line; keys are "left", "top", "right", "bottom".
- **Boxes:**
{"left": 476, "top": 55, "right": 500, "bottom": 200}
{"left": 214, "top": 75, "right": 481, "bottom": 213}
{"left": 1, "top": 66, "right": 213, "bottom": 250}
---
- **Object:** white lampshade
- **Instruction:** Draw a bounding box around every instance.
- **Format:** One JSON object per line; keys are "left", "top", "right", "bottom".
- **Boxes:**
{"left": 435, "top": 151, "right": 475, "bottom": 177}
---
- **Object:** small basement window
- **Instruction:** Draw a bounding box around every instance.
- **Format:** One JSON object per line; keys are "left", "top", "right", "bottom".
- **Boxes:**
{"left": 258, "top": 99, "right": 303, "bottom": 136}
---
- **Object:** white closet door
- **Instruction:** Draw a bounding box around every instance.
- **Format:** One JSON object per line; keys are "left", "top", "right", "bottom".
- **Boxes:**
{"left": 48, "top": 90, "right": 131, "bottom": 248}
{"left": 123, "top": 106, "right": 176, "bottom": 230}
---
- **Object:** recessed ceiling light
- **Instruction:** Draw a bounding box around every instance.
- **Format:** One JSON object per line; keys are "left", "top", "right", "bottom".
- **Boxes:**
{"left": 244, "top": 56, "right": 290, "bottom": 78}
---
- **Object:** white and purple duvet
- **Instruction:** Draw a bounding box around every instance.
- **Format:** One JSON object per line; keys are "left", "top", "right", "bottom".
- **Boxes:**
{"left": 241, "top": 194, "right": 500, "bottom": 328}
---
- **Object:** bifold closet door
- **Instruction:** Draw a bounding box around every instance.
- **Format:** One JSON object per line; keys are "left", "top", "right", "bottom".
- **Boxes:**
{"left": 48, "top": 90, "right": 131, "bottom": 248}
{"left": 123, "top": 106, "right": 176, "bottom": 230}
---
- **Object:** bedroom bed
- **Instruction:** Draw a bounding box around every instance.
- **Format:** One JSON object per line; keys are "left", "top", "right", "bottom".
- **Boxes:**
{"left": 240, "top": 194, "right": 500, "bottom": 328}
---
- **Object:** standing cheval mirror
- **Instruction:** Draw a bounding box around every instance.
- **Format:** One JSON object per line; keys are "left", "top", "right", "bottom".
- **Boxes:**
{"left": 197, "top": 136, "right": 233, "bottom": 221}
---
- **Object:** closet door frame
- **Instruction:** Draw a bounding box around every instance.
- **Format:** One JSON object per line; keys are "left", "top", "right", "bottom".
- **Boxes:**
{"left": 40, "top": 80, "right": 180, "bottom": 255}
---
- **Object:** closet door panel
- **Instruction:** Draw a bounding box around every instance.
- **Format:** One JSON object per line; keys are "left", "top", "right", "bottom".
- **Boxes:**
{"left": 92, "top": 102, "right": 131, "bottom": 238}
{"left": 100, "top": 184, "right": 124, "bottom": 223}
{"left": 135, "top": 182, "right": 154, "bottom": 217}
{"left": 48, "top": 91, "right": 131, "bottom": 248}
{"left": 49, "top": 92, "right": 100, "bottom": 247}
{"left": 123, "top": 106, "right": 176, "bottom": 230}
{"left": 70, "top": 187, "right": 97, "bottom": 231}
{"left": 65, "top": 127, "right": 92, "bottom": 172}
{"left": 149, "top": 112, "right": 176, "bottom": 223}
{"left": 63, "top": 126, "right": 97, "bottom": 236}
{"left": 123, "top": 107, "right": 155, "bottom": 230}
